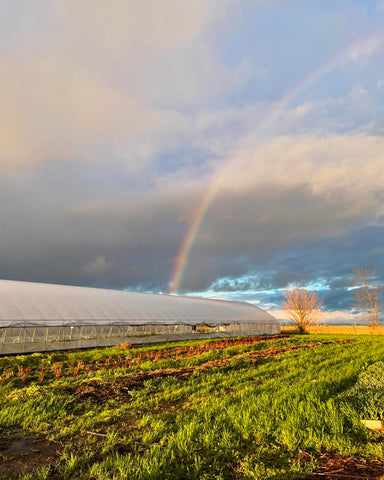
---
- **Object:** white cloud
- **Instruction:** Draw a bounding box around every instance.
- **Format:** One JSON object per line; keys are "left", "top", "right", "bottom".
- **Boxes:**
{"left": 218, "top": 133, "right": 384, "bottom": 205}
{"left": 0, "top": 0, "right": 235, "bottom": 170}
{"left": 1, "top": 1, "right": 383, "bottom": 178}
{"left": 53, "top": 0, "right": 212, "bottom": 56}
{"left": 0, "top": 59, "right": 164, "bottom": 169}
{"left": 81, "top": 256, "right": 113, "bottom": 276}
{"left": 344, "top": 32, "right": 384, "bottom": 63}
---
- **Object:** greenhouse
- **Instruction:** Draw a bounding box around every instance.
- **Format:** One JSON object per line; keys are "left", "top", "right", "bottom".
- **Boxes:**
{"left": 0, "top": 280, "right": 279, "bottom": 354}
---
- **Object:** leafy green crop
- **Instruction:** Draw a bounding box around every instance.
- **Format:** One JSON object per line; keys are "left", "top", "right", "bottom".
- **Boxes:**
{"left": 338, "top": 361, "right": 384, "bottom": 420}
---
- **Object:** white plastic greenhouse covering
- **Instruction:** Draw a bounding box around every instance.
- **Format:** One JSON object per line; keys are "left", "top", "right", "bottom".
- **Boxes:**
{"left": 0, "top": 280, "right": 279, "bottom": 354}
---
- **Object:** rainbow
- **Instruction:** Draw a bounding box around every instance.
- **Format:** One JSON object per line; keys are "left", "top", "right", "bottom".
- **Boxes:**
{"left": 168, "top": 33, "right": 384, "bottom": 294}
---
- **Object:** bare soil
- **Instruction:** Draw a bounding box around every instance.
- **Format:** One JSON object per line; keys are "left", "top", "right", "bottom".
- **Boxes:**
{"left": 0, "top": 427, "right": 58, "bottom": 479}
{"left": 303, "top": 452, "right": 384, "bottom": 479}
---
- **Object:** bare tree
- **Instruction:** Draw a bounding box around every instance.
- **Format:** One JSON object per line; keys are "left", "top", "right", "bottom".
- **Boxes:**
{"left": 283, "top": 285, "right": 323, "bottom": 333}
{"left": 352, "top": 266, "right": 383, "bottom": 328}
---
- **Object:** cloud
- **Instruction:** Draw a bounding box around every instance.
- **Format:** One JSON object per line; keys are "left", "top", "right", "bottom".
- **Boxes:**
{"left": 81, "top": 256, "right": 113, "bottom": 276}
{"left": 6, "top": 0, "right": 381, "bottom": 174}
{"left": 172, "top": 131, "right": 384, "bottom": 292}
{"left": 0, "top": 130, "right": 383, "bottom": 295}
{"left": 53, "top": 0, "right": 212, "bottom": 56}
{"left": 0, "top": 59, "right": 164, "bottom": 169}
{"left": 344, "top": 32, "right": 384, "bottom": 63}
{"left": 0, "top": 0, "right": 383, "bottom": 314}
{"left": 219, "top": 134, "right": 384, "bottom": 203}
{"left": 0, "top": 0, "right": 248, "bottom": 170}
{"left": 200, "top": 221, "right": 384, "bottom": 314}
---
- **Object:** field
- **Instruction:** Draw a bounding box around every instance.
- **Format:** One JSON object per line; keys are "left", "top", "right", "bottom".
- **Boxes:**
{"left": 1, "top": 334, "right": 384, "bottom": 480}
{"left": 280, "top": 324, "right": 384, "bottom": 335}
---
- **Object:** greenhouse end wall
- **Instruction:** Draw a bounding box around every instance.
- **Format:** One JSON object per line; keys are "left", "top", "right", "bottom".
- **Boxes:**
{"left": 0, "top": 322, "right": 280, "bottom": 354}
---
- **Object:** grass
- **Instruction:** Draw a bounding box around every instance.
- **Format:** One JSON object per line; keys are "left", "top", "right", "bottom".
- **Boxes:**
{"left": 1, "top": 334, "right": 384, "bottom": 479}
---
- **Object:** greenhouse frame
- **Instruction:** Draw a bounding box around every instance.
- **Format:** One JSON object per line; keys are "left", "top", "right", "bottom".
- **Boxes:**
{"left": 0, "top": 280, "right": 279, "bottom": 354}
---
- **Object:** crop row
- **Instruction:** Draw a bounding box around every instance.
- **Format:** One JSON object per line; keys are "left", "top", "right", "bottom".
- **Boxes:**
{"left": 0, "top": 334, "right": 288, "bottom": 385}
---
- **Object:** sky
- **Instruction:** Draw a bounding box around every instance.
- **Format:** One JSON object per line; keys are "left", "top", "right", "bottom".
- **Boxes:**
{"left": 1, "top": 0, "right": 384, "bottom": 323}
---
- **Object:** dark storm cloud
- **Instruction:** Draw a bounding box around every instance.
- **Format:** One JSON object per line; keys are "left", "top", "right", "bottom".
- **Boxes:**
{"left": 1, "top": 1, "right": 384, "bottom": 325}
{"left": 0, "top": 141, "right": 383, "bottom": 296}
{"left": 206, "top": 223, "right": 384, "bottom": 313}
{"left": 176, "top": 180, "right": 384, "bottom": 292}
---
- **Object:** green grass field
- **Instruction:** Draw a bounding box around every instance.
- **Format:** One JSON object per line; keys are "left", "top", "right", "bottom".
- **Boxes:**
{"left": 1, "top": 334, "right": 384, "bottom": 480}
